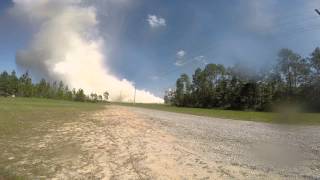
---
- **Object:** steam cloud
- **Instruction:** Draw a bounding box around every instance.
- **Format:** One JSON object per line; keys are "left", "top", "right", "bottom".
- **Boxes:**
{"left": 12, "top": 0, "right": 163, "bottom": 103}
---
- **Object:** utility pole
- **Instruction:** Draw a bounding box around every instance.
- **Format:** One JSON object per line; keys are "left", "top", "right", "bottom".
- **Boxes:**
{"left": 315, "top": 9, "right": 320, "bottom": 16}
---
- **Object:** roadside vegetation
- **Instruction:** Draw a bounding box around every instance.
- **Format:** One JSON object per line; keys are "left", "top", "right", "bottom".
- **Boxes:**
{"left": 0, "top": 97, "right": 105, "bottom": 179}
{"left": 114, "top": 47, "right": 320, "bottom": 124}
{"left": 0, "top": 71, "right": 109, "bottom": 102}
{"left": 165, "top": 48, "right": 320, "bottom": 113}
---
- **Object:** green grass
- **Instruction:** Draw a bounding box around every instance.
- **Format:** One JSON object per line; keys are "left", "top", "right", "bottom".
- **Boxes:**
{"left": 0, "top": 97, "right": 104, "bottom": 137}
{"left": 114, "top": 103, "right": 320, "bottom": 125}
{"left": 0, "top": 97, "right": 105, "bottom": 179}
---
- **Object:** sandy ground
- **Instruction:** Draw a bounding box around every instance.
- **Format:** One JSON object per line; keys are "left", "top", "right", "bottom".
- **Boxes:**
{"left": 3, "top": 105, "right": 320, "bottom": 179}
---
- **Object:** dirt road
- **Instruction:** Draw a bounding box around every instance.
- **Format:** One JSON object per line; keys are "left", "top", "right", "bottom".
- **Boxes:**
{"left": 4, "top": 105, "right": 320, "bottom": 179}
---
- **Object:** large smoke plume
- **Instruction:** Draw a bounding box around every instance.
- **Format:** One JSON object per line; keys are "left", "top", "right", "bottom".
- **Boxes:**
{"left": 12, "top": 0, "right": 163, "bottom": 103}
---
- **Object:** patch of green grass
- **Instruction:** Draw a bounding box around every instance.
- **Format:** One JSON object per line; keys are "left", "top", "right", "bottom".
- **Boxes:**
{"left": 0, "top": 97, "right": 104, "bottom": 137}
{"left": 114, "top": 103, "right": 320, "bottom": 125}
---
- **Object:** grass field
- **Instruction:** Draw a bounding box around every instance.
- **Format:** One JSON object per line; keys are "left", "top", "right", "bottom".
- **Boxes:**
{"left": 0, "top": 97, "right": 105, "bottom": 137}
{"left": 115, "top": 103, "right": 320, "bottom": 125}
{"left": 0, "top": 97, "right": 105, "bottom": 179}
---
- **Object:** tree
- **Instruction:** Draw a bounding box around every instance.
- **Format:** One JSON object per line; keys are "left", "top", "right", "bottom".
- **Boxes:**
{"left": 8, "top": 71, "right": 18, "bottom": 95}
{"left": 0, "top": 71, "right": 9, "bottom": 96}
{"left": 0, "top": 69, "right": 105, "bottom": 104}
{"left": 164, "top": 89, "right": 175, "bottom": 104}
{"left": 103, "top": 91, "right": 109, "bottom": 101}
{"left": 169, "top": 49, "right": 318, "bottom": 112}
{"left": 57, "top": 81, "right": 65, "bottom": 99}
{"left": 18, "top": 71, "right": 33, "bottom": 97}
{"left": 90, "top": 93, "right": 98, "bottom": 102}
{"left": 36, "top": 78, "right": 48, "bottom": 97}
{"left": 98, "top": 95, "right": 103, "bottom": 102}
{"left": 49, "top": 81, "right": 58, "bottom": 98}
{"left": 175, "top": 74, "right": 191, "bottom": 106}
{"left": 203, "top": 64, "right": 226, "bottom": 107}
{"left": 307, "top": 48, "right": 320, "bottom": 111}
{"left": 75, "top": 89, "right": 86, "bottom": 102}
{"left": 72, "top": 88, "right": 76, "bottom": 99}
{"left": 310, "top": 47, "right": 320, "bottom": 76}
{"left": 191, "top": 68, "right": 205, "bottom": 107}
{"left": 239, "top": 81, "right": 258, "bottom": 110}
{"left": 64, "top": 86, "right": 73, "bottom": 100}
{"left": 276, "top": 49, "right": 309, "bottom": 99}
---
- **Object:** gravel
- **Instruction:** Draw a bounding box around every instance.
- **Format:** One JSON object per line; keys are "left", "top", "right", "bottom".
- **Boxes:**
{"left": 127, "top": 106, "right": 320, "bottom": 179}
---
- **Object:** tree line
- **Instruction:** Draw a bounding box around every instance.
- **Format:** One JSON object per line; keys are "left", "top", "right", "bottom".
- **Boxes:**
{"left": 0, "top": 71, "right": 109, "bottom": 103}
{"left": 164, "top": 48, "right": 320, "bottom": 112}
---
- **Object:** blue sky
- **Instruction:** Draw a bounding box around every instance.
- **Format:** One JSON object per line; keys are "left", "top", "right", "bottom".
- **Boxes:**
{"left": 1, "top": 0, "right": 320, "bottom": 97}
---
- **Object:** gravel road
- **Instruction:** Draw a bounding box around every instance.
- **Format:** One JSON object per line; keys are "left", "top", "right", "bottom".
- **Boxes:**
{"left": 124, "top": 106, "right": 320, "bottom": 179}
{"left": 5, "top": 105, "right": 320, "bottom": 179}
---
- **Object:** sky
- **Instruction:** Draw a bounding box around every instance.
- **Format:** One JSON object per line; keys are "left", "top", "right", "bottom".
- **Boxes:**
{"left": 1, "top": 0, "right": 320, "bottom": 98}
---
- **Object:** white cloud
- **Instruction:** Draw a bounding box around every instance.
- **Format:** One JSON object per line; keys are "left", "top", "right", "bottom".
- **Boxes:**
{"left": 176, "top": 50, "right": 186, "bottom": 58}
{"left": 147, "top": 15, "right": 166, "bottom": 28}
{"left": 194, "top": 55, "right": 207, "bottom": 65}
{"left": 175, "top": 50, "right": 186, "bottom": 66}
{"left": 174, "top": 54, "right": 207, "bottom": 67}
{"left": 194, "top": 55, "right": 204, "bottom": 61}
{"left": 174, "top": 61, "right": 184, "bottom": 66}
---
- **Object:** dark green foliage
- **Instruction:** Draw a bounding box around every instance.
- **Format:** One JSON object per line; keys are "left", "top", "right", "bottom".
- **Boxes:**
{"left": 17, "top": 72, "right": 33, "bottom": 97}
{"left": 166, "top": 48, "right": 320, "bottom": 112}
{"left": 0, "top": 71, "right": 19, "bottom": 97}
{"left": 0, "top": 71, "right": 108, "bottom": 103}
{"left": 75, "top": 89, "right": 86, "bottom": 102}
{"left": 175, "top": 74, "right": 191, "bottom": 106}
